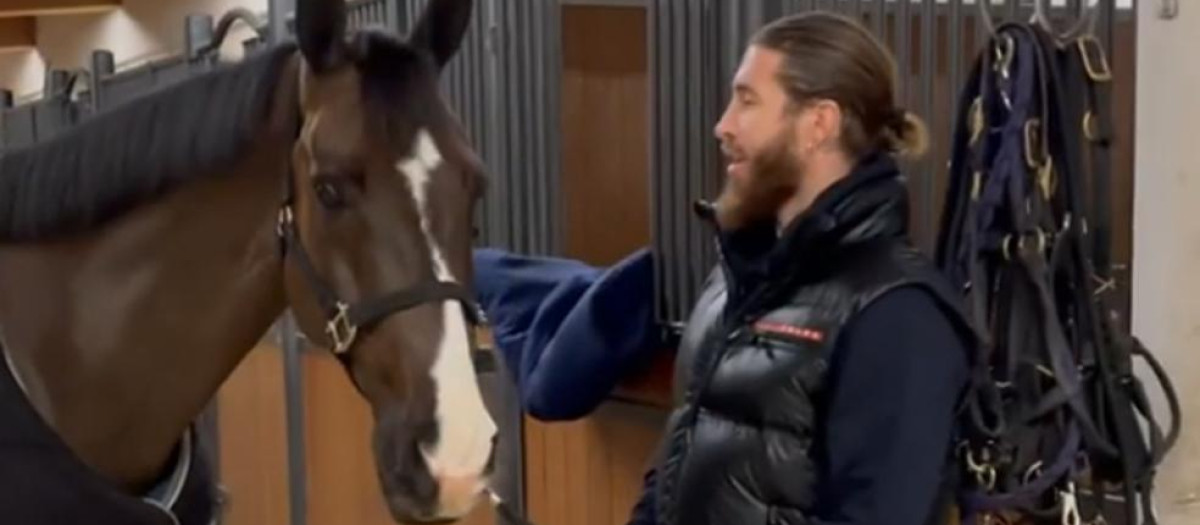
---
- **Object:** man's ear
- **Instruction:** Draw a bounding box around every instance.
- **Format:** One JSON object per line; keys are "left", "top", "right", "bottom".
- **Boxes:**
{"left": 808, "top": 99, "right": 843, "bottom": 151}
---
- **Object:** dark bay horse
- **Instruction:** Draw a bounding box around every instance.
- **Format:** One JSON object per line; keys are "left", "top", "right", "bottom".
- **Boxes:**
{"left": 0, "top": 0, "right": 496, "bottom": 523}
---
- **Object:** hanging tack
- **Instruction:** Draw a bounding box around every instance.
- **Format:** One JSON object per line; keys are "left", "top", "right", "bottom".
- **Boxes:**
{"left": 1159, "top": 0, "right": 1179, "bottom": 20}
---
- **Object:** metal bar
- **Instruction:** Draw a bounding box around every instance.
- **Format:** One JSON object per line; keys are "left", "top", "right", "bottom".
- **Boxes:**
{"left": 873, "top": 0, "right": 885, "bottom": 41}
{"left": 699, "top": 0, "right": 718, "bottom": 297}
{"left": 1101, "top": 0, "right": 1115, "bottom": 52}
{"left": 898, "top": 0, "right": 910, "bottom": 105}
{"left": 503, "top": 0, "right": 517, "bottom": 250}
{"left": 650, "top": 0, "right": 668, "bottom": 321}
{"left": 950, "top": 0, "right": 961, "bottom": 92}
{"left": 519, "top": 0, "right": 534, "bottom": 254}
{"left": 483, "top": 0, "right": 501, "bottom": 247}
{"left": 269, "top": 0, "right": 294, "bottom": 42}
{"left": 920, "top": 0, "right": 935, "bottom": 244}
{"left": 90, "top": 50, "right": 115, "bottom": 111}
{"left": 281, "top": 314, "right": 308, "bottom": 525}
{"left": 671, "top": 0, "right": 687, "bottom": 320}
{"left": 689, "top": 0, "right": 703, "bottom": 314}
{"left": 547, "top": 0, "right": 563, "bottom": 254}
{"left": 530, "top": 0, "right": 545, "bottom": 255}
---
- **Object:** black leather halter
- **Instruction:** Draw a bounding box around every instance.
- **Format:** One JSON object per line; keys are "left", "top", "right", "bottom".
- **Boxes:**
{"left": 274, "top": 169, "right": 494, "bottom": 374}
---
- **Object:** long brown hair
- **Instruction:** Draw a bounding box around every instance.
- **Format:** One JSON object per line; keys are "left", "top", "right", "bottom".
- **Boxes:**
{"left": 751, "top": 11, "right": 928, "bottom": 160}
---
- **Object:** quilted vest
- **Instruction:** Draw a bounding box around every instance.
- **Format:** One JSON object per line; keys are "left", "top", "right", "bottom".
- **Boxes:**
{"left": 652, "top": 152, "right": 971, "bottom": 525}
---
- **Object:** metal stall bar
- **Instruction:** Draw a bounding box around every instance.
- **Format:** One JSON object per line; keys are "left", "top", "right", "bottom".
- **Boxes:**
{"left": 950, "top": 0, "right": 963, "bottom": 101}
{"left": 920, "top": 0, "right": 936, "bottom": 244}
{"left": 667, "top": 0, "right": 685, "bottom": 323}
{"left": 484, "top": 0, "right": 507, "bottom": 250}
{"left": 545, "top": 0, "right": 564, "bottom": 256}
{"left": 650, "top": 0, "right": 674, "bottom": 323}
{"left": 684, "top": 0, "right": 699, "bottom": 312}
{"left": 279, "top": 314, "right": 308, "bottom": 525}
{"left": 499, "top": 0, "right": 518, "bottom": 250}
{"left": 870, "top": 0, "right": 885, "bottom": 41}
{"left": 898, "top": 0, "right": 911, "bottom": 107}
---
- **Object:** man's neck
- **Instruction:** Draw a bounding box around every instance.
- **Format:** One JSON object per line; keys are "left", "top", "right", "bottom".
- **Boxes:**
{"left": 777, "top": 151, "right": 855, "bottom": 230}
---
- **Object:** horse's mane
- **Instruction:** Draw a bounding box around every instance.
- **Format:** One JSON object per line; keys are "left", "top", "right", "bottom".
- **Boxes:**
{"left": 0, "top": 42, "right": 298, "bottom": 242}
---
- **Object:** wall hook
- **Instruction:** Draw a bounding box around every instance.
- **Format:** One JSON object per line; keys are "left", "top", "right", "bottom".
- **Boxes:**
{"left": 1160, "top": 0, "right": 1179, "bottom": 20}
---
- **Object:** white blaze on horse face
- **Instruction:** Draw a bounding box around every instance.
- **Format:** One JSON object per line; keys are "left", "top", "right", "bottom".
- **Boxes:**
{"left": 396, "top": 129, "right": 497, "bottom": 510}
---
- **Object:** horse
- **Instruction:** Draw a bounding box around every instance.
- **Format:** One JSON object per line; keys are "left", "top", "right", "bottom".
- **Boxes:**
{"left": 0, "top": 0, "right": 497, "bottom": 523}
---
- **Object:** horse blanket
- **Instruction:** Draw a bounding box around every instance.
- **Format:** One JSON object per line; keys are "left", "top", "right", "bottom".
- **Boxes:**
{"left": 473, "top": 247, "right": 667, "bottom": 421}
{"left": 0, "top": 342, "right": 217, "bottom": 525}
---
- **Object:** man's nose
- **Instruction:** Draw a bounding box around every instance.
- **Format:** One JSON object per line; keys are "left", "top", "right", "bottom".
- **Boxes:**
{"left": 714, "top": 100, "right": 738, "bottom": 141}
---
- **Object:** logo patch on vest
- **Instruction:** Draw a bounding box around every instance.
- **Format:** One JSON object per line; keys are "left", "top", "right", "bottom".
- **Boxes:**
{"left": 753, "top": 321, "right": 825, "bottom": 343}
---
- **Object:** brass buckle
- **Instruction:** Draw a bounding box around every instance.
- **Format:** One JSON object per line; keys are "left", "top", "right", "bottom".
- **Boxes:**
{"left": 1038, "top": 159, "right": 1056, "bottom": 201}
{"left": 1083, "top": 111, "right": 1100, "bottom": 142}
{"left": 969, "top": 97, "right": 985, "bottom": 146}
{"left": 965, "top": 446, "right": 998, "bottom": 491}
{"left": 327, "top": 302, "right": 358, "bottom": 354}
{"left": 1077, "top": 36, "right": 1112, "bottom": 82}
{"left": 994, "top": 34, "right": 1015, "bottom": 80}
{"left": 1024, "top": 118, "right": 1044, "bottom": 169}
{"left": 276, "top": 205, "right": 295, "bottom": 238}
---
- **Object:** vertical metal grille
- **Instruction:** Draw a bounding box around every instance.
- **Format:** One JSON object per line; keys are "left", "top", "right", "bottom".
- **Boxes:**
{"left": 476, "top": 0, "right": 561, "bottom": 255}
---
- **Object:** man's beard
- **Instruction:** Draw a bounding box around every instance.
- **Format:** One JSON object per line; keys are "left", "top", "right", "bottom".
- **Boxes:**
{"left": 714, "top": 127, "right": 802, "bottom": 231}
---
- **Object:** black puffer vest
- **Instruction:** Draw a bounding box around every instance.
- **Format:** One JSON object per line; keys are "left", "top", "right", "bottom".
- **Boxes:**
{"left": 652, "top": 152, "right": 971, "bottom": 525}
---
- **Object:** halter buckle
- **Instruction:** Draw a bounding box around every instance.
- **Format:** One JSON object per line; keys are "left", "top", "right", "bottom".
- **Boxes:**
{"left": 327, "top": 302, "right": 358, "bottom": 354}
{"left": 277, "top": 205, "right": 295, "bottom": 239}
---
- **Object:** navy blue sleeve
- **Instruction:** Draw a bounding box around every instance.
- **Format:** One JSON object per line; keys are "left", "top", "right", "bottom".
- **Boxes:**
{"left": 813, "top": 286, "right": 970, "bottom": 525}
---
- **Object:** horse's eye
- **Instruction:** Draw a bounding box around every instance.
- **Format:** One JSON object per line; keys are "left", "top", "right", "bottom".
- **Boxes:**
{"left": 314, "top": 178, "right": 348, "bottom": 209}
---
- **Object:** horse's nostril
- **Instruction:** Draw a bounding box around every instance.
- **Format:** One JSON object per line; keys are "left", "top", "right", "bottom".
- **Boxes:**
{"left": 392, "top": 455, "right": 439, "bottom": 506}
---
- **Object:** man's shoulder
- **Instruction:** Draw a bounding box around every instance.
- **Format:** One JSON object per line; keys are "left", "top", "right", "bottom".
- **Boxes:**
{"left": 828, "top": 284, "right": 973, "bottom": 389}
{"left": 831, "top": 241, "right": 971, "bottom": 330}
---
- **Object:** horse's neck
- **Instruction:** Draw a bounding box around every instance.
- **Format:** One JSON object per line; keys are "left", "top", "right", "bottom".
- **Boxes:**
{"left": 0, "top": 128, "right": 295, "bottom": 495}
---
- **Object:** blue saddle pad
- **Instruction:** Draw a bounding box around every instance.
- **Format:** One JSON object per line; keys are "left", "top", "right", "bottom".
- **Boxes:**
{"left": 472, "top": 247, "right": 666, "bottom": 421}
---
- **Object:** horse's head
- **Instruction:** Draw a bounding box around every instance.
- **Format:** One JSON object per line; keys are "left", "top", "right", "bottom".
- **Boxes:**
{"left": 284, "top": 0, "right": 494, "bottom": 522}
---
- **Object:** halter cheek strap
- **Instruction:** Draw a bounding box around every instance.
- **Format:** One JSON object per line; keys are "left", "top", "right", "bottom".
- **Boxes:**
{"left": 274, "top": 174, "right": 495, "bottom": 372}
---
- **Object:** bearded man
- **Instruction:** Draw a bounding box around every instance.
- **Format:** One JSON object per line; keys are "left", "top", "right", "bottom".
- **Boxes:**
{"left": 625, "top": 11, "right": 975, "bottom": 525}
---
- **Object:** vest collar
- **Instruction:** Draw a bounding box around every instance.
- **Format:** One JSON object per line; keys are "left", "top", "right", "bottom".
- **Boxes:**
{"left": 699, "top": 150, "right": 910, "bottom": 292}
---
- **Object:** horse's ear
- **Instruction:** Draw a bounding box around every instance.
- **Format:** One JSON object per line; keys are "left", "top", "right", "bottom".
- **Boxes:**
{"left": 408, "top": 0, "right": 474, "bottom": 70}
{"left": 296, "top": 0, "right": 347, "bottom": 73}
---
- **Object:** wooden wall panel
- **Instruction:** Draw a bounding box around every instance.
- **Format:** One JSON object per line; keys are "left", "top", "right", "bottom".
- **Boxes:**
{"left": 216, "top": 344, "right": 290, "bottom": 525}
{"left": 524, "top": 404, "right": 667, "bottom": 525}
{"left": 561, "top": 4, "right": 651, "bottom": 267}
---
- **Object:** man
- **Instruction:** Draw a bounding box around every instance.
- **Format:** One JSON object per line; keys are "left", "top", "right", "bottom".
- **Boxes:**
{"left": 627, "top": 12, "right": 975, "bottom": 525}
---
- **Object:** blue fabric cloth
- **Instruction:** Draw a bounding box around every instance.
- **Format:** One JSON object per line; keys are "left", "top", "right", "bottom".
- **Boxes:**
{"left": 472, "top": 247, "right": 666, "bottom": 421}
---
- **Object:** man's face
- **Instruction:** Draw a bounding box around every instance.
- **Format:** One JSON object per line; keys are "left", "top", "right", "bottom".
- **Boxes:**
{"left": 713, "top": 46, "right": 806, "bottom": 231}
